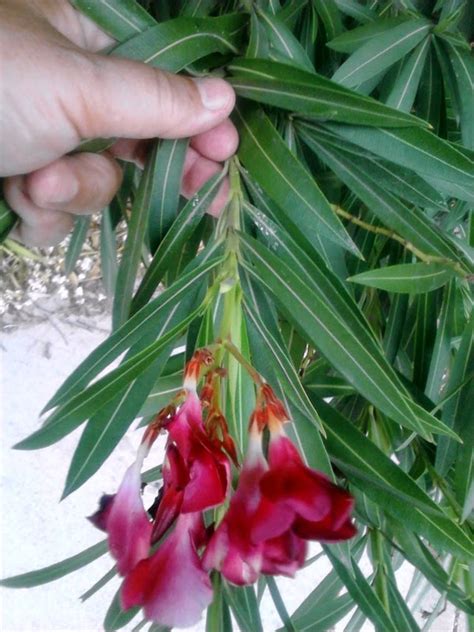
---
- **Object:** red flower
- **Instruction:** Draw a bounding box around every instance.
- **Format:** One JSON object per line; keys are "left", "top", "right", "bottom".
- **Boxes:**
{"left": 203, "top": 429, "right": 266, "bottom": 585}
{"left": 255, "top": 429, "right": 356, "bottom": 544}
{"left": 121, "top": 512, "right": 213, "bottom": 628}
{"left": 261, "top": 530, "right": 307, "bottom": 578}
{"left": 89, "top": 445, "right": 152, "bottom": 576}
{"left": 165, "top": 388, "right": 231, "bottom": 514}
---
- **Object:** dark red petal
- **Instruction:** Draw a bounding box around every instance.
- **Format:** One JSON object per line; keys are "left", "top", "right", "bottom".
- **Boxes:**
{"left": 181, "top": 446, "right": 229, "bottom": 512}
{"left": 251, "top": 496, "right": 295, "bottom": 543}
{"left": 261, "top": 530, "right": 307, "bottom": 577}
{"left": 260, "top": 465, "right": 332, "bottom": 522}
{"left": 87, "top": 493, "right": 115, "bottom": 531}
{"left": 268, "top": 434, "right": 303, "bottom": 467}
{"left": 151, "top": 485, "right": 184, "bottom": 544}
{"left": 293, "top": 516, "right": 357, "bottom": 542}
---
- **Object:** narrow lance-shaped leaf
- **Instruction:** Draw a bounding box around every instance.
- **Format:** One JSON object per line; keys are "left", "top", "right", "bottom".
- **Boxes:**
{"left": 384, "top": 36, "right": 431, "bottom": 112}
{"left": 0, "top": 540, "right": 108, "bottom": 588}
{"left": 298, "top": 126, "right": 469, "bottom": 265}
{"left": 223, "top": 583, "right": 263, "bottom": 632}
{"left": 327, "top": 16, "right": 410, "bottom": 54}
{"left": 388, "top": 520, "right": 474, "bottom": 613}
{"left": 234, "top": 103, "right": 357, "bottom": 255}
{"left": 15, "top": 303, "right": 203, "bottom": 450}
{"left": 256, "top": 7, "right": 314, "bottom": 71}
{"left": 104, "top": 588, "right": 139, "bottom": 631}
{"left": 348, "top": 263, "right": 456, "bottom": 294}
{"left": 325, "top": 124, "right": 474, "bottom": 200}
{"left": 148, "top": 138, "right": 188, "bottom": 252}
{"left": 131, "top": 170, "right": 226, "bottom": 314}
{"left": 332, "top": 18, "right": 432, "bottom": 88}
{"left": 313, "top": 398, "right": 473, "bottom": 560}
{"left": 240, "top": 233, "right": 457, "bottom": 439}
{"left": 112, "top": 142, "right": 159, "bottom": 329}
{"left": 62, "top": 285, "right": 204, "bottom": 498}
{"left": 0, "top": 197, "right": 18, "bottom": 243}
{"left": 111, "top": 14, "right": 246, "bottom": 71}
{"left": 64, "top": 216, "right": 91, "bottom": 275}
{"left": 436, "top": 317, "right": 474, "bottom": 476}
{"left": 282, "top": 537, "right": 367, "bottom": 632}
{"left": 71, "top": 0, "right": 156, "bottom": 42}
{"left": 44, "top": 253, "right": 222, "bottom": 412}
{"left": 228, "top": 58, "right": 427, "bottom": 128}
{"left": 324, "top": 547, "right": 398, "bottom": 632}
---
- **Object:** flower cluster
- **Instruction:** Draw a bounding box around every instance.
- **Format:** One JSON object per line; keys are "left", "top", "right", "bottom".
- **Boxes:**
{"left": 89, "top": 351, "right": 356, "bottom": 628}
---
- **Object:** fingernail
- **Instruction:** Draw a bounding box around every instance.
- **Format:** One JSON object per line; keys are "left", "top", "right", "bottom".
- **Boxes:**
{"left": 194, "top": 78, "right": 234, "bottom": 111}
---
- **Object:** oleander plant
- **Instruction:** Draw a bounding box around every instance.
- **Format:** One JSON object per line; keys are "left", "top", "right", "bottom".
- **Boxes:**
{"left": 1, "top": 0, "right": 473, "bottom": 630}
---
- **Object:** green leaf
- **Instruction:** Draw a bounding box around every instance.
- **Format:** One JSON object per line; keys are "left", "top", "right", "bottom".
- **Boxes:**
{"left": 61, "top": 285, "right": 202, "bottom": 498}
{"left": 348, "top": 263, "right": 456, "bottom": 294}
{"left": 111, "top": 14, "right": 246, "bottom": 71}
{"left": 100, "top": 206, "right": 119, "bottom": 297}
{"left": 244, "top": 298, "right": 323, "bottom": 431}
{"left": 206, "top": 573, "right": 233, "bottom": 632}
{"left": 312, "top": 0, "right": 343, "bottom": 40}
{"left": 324, "top": 547, "right": 398, "bottom": 632}
{"left": 334, "top": 0, "right": 376, "bottom": 23}
{"left": 332, "top": 18, "right": 431, "bottom": 88}
{"left": 256, "top": 7, "right": 314, "bottom": 71}
{"left": 80, "top": 565, "right": 117, "bottom": 602}
{"left": 299, "top": 126, "right": 468, "bottom": 264}
{"left": 15, "top": 303, "right": 202, "bottom": 450}
{"left": 71, "top": 0, "right": 156, "bottom": 42}
{"left": 314, "top": 399, "right": 473, "bottom": 560}
{"left": 325, "top": 124, "right": 474, "bottom": 200}
{"left": 386, "top": 575, "right": 420, "bottom": 632}
{"left": 223, "top": 583, "right": 263, "bottom": 632}
{"left": 234, "top": 103, "right": 357, "bottom": 254}
{"left": 384, "top": 36, "right": 431, "bottom": 112}
{"left": 425, "top": 281, "right": 456, "bottom": 402}
{"left": 228, "top": 58, "right": 426, "bottom": 128}
{"left": 441, "top": 39, "right": 474, "bottom": 150}
{"left": 138, "top": 372, "right": 183, "bottom": 418}
{"left": 0, "top": 197, "right": 18, "bottom": 243}
{"left": 64, "top": 216, "right": 90, "bottom": 275}
{"left": 389, "top": 521, "right": 474, "bottom": 613}
{"left": 327, "top": 17, "right": 410, "bottom": 54}
{"left": 148, "top": 138, "right": 188, "bottom": 252}
{"left": 104, "top": 588, "right": 139, "bottom": 631}
{"left": 436, "top": 317, "right": 474, "bottom": 475}
{"left": 265, "top": 576, "right": 296, "bottom": 632}
{"left": 112, "top": 142, "right": 159, "bottom": 329}
{"left": 131, "top": 170, "right": 225, "bottom": 314}
{"left": 44, "top": 254, "right": 221, "bottom": 411}
{"left": 299, "top": 124, "right": 446, "bottom": 209}
{"left": 0, "top": 540, "right": 108, "bottom": 588}
{"left": 240, "top": 233, "right": 455, "bottom": 439}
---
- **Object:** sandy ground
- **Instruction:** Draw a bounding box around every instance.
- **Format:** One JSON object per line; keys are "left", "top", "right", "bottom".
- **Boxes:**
{"left": 0, "top": 314, "right": 465, "bottom": 631}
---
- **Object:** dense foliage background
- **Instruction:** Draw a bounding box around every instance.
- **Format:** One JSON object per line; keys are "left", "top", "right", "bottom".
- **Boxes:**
{"left": 2, "top": 1, "right": 473, "bottom": 630}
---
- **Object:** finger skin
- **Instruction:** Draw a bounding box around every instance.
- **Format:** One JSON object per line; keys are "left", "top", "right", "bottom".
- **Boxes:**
{"left": 4, "top": 176, "right": 74, "bottom": 247}
{"left": 25, "top": 153, "right": 123, "bottom": 214}
{"left": 3, "top": 152, "right": 122, "bottom": 246}
{"left": 181, "top": 148, "right": 230, "bottom": 217}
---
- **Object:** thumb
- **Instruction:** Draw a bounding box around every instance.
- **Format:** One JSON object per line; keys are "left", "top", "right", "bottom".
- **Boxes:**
{"left": 72, "top": 54, "right": 236, "bottom": 141}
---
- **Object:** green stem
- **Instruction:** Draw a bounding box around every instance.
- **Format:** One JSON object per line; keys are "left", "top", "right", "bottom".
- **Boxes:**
{"left": 332, "top": 204, "right": 468, "bottom": 277}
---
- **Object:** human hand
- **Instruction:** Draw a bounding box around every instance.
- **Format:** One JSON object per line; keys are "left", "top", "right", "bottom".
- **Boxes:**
{"left": 0, "top": 0, "right": 238, "bottom": 246}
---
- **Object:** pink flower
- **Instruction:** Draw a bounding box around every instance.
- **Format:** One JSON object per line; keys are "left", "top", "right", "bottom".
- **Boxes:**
{"left": 121, "top": 513, "right": 213, "bottom": 628}
{"left": 203, "top": 428, "right": 266, "bottom": 585}
{"left": 89, "top": 445, "right": 152, "bottom": 575}
{"left": 165, "top": 388, "right": 230, "bottom": 514}
{"left": 255, "top": 428, "right": 356, "bottom": 544}
{"left": 261, "top": 530, "right": 307, "bottom": 577}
